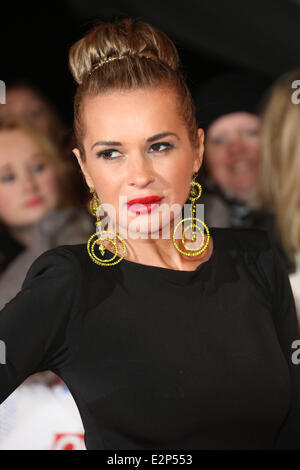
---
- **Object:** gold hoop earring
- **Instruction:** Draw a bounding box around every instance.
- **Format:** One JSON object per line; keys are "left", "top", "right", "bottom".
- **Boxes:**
{"left": 87, "top": 188, "right": 126, "bottom": 266}
{"left": 172, "top": 174, "right": 210, "bottom": 257}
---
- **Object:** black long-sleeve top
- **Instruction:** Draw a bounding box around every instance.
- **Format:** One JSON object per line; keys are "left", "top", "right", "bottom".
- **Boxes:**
{"left": 0, "top": 227, "right": 300, "bottom": 450}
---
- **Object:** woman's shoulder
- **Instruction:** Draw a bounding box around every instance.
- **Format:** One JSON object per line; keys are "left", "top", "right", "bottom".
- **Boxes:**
{"left": 26, "top": 243, "right": 116, "bottom": 313}
{"left": 23, "top": 243, "right": 97, "bottom": 285}
{"left": 20, "top": 244, "right": 85, "bottom": 295}
{"left": 211, "top": 227, "right": 295, "bottom": 312}
{"left": 24, "top": 243, "right": 85, "bottom": 268}
{"left": 211, "top": 226, "right": 272, "bottom": 255}
{"left": 211, "top": 225, "right": 295, "bottom": 276}
{"left": 53, "top": 243, "right": 105, "bottom": 275}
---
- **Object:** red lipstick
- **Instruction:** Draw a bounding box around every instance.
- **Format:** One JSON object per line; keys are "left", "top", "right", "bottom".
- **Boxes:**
{"left": 127, "top": 195, "right": 162, "bottom": 205}
{"left": 127, "top": 195, "right": 163, "bottom": 214}
{"left": 24, "top": 197, "right": 43, "bottom": 207}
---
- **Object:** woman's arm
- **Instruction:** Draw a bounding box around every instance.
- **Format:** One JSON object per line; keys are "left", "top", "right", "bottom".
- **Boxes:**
{"left": 0, "top": 246, "right": 81, "bottom": 404}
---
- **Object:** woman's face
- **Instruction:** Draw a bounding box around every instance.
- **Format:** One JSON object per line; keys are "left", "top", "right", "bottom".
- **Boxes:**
{"left": 73, "top": 86, "right": 203, "bottom": 238}
{"left": 0, "top": 88, "right": 54, "bottom": 138}
{"left": 0, "top": 130, "right": 59, "bottom": 227}
{"left": 204, "top": 112, "right": 261, "bottom": 198}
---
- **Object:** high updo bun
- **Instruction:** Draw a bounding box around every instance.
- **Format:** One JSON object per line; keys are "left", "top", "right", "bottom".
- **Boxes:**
{"left": 69, "top": 18, "right": 180, "bottom": 85}
{"left": 69, "top": 18, "right": 198, "bottom": 160}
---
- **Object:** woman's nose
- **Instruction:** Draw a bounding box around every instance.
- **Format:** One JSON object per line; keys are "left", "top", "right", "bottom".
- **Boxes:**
{"left": 127, "top": 156, "right": 155, "bottom": 188}
{"left": 22, "top": 173, "right": 39, "bottom": 192}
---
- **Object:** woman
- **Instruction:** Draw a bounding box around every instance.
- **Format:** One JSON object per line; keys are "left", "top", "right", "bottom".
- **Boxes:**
{"left": 0, "top": 115, "right": 90, "bottom": 449}
{"left": 194, "top": 73, "right": 269, "bottom": 228}
{"left": 0, "top": 80, "right": 67, "bottom": 147}
{"left": 257, "top": 69, "right": 300, "bottom": 320}
{"left": 0, "top": 80, "right": 88, "bottom": 206}
{"left": 0, "top": 115, "right": 93, "bottom": 310}
{"left": 0, "top": 18, "right": 299, "bottom": 450}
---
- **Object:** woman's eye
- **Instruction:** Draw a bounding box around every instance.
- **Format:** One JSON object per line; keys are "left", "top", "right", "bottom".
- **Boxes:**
{"left": 242, "top": 128, "right": 259, "bottom": 137}
{"left": 96, "top": 149, "right": 121, "bottom": 160}
{"left": 0, "top": 173, "right": 15, "bottom": 183}
{"left": 209, "top": 136, "right": 227, "bottom": 145}
{"left": 32, "top": 163, "right": 46, "bottom": 173}
{"left": 149, "top": 142, "right": 174, "bottom": 153}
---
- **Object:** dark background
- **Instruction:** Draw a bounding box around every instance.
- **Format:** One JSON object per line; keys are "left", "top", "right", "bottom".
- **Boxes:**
{"left": 2, "top": 0, "right": 300, "bottom": 126}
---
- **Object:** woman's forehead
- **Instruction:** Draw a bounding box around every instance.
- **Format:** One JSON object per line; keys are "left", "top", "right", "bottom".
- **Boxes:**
{"left": 0, "top": 130, "right": 41, "bottom": 161}
{"left": 82, "top": 87, "right": 185, "bottom": 141}
{"left": 208, "top": 112, "right": 260, "bottom": 135}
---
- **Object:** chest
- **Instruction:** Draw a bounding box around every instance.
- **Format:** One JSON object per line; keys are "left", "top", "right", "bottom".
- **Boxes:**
{"left": 62, "top": 277, "right": 290, "bottom": 444}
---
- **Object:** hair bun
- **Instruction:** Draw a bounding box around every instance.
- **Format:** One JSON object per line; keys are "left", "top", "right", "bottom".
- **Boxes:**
{"left": 69, "top": 18, "right": 180, "bottom": 85}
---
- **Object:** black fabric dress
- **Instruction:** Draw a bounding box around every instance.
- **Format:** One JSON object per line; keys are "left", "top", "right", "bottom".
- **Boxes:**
{"left": 0, "top": 227, "right": 299, "bottom": 450}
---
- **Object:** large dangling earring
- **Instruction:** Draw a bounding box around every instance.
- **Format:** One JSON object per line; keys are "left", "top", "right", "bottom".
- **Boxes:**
{"left": 87, "top": 188, "right": 126, "bottom": 266}
{"left": 89, "top": 187, "right": 100, "bottom": 217}
{"left": 172, "top": 173, "right": 210, "bottom": 256}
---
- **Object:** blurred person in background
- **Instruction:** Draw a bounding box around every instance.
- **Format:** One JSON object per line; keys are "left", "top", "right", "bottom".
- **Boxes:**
{"left": 0, "top": 115, "right": 93, "bottom": 309}
{"left": 194, "top": 73, "right": 269, "bottom": 228}
{"left": 0, "top": 79, "right": 88, "bottom": 206}
{"left": 0, "top": 115, "right": 89, "bottom": 449}
{"left": 0, "top": 79, "right": 67, "bottom": 147}
{"left": 256, "top": 69, "right": 300, "bottom": 320}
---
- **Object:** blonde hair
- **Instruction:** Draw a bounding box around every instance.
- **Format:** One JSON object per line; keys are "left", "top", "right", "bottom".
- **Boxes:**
{"left": 0, "top": 115, "right": 74, "bottom": 208}
{"left": 258, "top": 69, "right": 300, "bottom": 262}
{"left": 68, "top": 18, "right": 199, "bottom": 161}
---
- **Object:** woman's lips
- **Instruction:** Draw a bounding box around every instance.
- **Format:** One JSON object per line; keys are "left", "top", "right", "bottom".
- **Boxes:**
{"left": 24, "top": 197, "right": 44, "bottom": 207}
{"left": 127, "top": 197, "right": 163, "bottom": 214}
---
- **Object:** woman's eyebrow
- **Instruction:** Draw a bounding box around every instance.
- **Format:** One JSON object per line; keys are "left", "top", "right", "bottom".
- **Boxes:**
{"left": 91, "top": 132, "right": 179, "bottom": 151}
{"left": 91, "top": 140, "right": 122, "bottom": 150}
{"left": 29, "top": 152, "right": 46, "bottom": 160}
{"left": 147, "top": 132, "right": 179, "bottom": 142}
{"left": 0, "top": 163, "right": 11, "bottom": 172}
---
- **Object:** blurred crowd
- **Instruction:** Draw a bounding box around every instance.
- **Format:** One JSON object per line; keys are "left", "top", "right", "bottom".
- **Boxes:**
{"left": 0, "top": 68, "right": 299, "bottom": 449}
{"left": 194, "top": 70, "right": 300, "bottom": 313}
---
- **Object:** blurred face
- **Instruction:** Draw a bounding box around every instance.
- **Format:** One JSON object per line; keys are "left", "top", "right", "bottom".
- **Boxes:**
{"left": 0, "top": 88, "right": 54, "bottom": 137}
{"left": 205, "top": 112, "right": 261, "bottom": 198}
{"left": 0, "top": 130, "right": 59, "bottom": 227}
{"left": 73, "top": 86, "right": 203, "bottom": 239}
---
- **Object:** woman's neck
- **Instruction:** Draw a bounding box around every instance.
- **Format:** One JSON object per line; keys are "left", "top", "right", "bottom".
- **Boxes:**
{"left": 125, "top": 233, "right": 213, "bottom": 271}
{"left": 100, "top": 218, "right": 213, "bottom": 271}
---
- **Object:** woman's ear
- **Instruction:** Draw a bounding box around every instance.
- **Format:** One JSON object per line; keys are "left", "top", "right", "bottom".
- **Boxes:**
{"left": 193, "top": 128, "right": 205, "bottom": 173}
{"left": 72, "top": 148, "right": 94, "bottom": 188}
